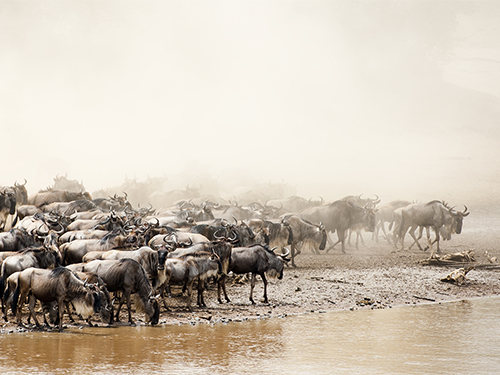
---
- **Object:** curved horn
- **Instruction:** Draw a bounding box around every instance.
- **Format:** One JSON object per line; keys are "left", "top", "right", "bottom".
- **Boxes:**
{"left": 214, "top": 228, "right": 225, "bottom": 240}
{"left": 280, "top": 247, "right": 290, "bottom": 258}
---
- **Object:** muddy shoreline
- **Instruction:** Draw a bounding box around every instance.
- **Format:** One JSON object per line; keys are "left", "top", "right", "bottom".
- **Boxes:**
{"left": 3, "top": 226, "right": 500, "bottom": 333}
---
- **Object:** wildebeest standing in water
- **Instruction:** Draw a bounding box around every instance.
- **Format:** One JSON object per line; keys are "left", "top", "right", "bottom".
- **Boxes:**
{"left": 12, "top": 267, "right": 101, "bottom": 331}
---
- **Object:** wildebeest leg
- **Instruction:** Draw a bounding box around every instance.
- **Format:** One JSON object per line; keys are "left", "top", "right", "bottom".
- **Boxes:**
{"left": 338, "top": 230, "right": 347, "bottom": 254}
{"left": 28, "top": 294, "right": 42, "bottom": 328}
{"left": 217, "top": 274, "right": 230, "bottom": 303}
{"left": 325, "top": 232, "right": 338, "bottom": 253}
{"left": 186, "top": 278, "right": 195, "bottom": 311}
{"left": 249, "top": 273, "right": 257, "bottom": 304}
{"left": 123, "top": 290, "right": 134, "bottom": 325}
{"left": 261, "top": 273, "right": 269, "bottom": 304}
{"left": 197, "top": 277, "right": 206, "bottom": 307}
{"left": 290, "top": 244, "right": 298, "bottom": 268}
{"left": 407, "top": 226, "right": 424, "bottom": 251}
{"left": 115, "top": 292, "right": 127, "bottom": 323}
{"left": 57, "top": 298, "right": 65, "bottom": 331}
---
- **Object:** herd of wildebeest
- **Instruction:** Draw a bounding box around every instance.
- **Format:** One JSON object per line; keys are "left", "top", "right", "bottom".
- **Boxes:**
{"left": 0, "top": 175, "right": 469, "bottom": 331}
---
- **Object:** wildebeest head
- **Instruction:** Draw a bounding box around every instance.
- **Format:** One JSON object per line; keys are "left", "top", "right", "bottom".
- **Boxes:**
{"left": 0, "top": 187, "right": 17, "bottom": 215}
{"left": 449, "top": 206, "right": 470, "bottom": 235}
{"left": 266, "top": 247, "right": 291, "bottom": 280}
{"left": 362, "top": 207, "right": 377, "bottom": 232}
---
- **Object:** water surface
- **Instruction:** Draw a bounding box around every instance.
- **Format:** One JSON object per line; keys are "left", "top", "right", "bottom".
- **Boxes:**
{"left": 1, "top": 297, "right": 499, "bottom": 374}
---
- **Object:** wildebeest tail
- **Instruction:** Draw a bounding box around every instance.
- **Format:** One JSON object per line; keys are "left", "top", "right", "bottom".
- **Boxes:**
{"left": 11, "top": 283, "right": 20, "bottom": 316}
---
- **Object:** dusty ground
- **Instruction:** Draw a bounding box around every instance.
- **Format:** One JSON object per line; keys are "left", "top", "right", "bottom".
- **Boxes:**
{"left": 2, "top": 209, "right": 500, "bottom": 332}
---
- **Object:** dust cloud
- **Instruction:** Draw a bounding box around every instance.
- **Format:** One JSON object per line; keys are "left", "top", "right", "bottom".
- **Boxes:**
{"left": 1, "top": 1, "right": 499, "bottom": 207}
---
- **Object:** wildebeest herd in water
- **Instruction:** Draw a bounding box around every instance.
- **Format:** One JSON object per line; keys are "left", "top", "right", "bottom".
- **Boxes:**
{"left": 0, "top": 175, "right": 469, "bottom": 331}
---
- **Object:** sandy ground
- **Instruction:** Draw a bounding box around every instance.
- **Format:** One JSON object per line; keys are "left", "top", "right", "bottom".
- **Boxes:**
{"left": 2, "top": 210, "right": 500, "bottom": 332}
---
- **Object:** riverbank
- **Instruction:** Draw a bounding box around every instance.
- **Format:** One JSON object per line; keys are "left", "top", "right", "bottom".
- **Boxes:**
{"left": 3, "top": 224, "right": 500, "bottom": 333}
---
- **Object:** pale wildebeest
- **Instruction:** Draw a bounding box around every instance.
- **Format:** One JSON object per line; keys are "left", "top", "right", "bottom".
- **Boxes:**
{"left": 398, "top": 200, "right": 469, "bottom": 254}
{"left": 266, "top": 196, "right": 324, "bottom": 214}
{"left": 28, "top": 189, "right": 92, "bottom": 208}
{"left": 58, "top": 229, "right": 110, "bottom": 244}
{"left": 12, "top": 267, "right": 101, "bottom": 331}
{"left": 159, "top": 252, "right": 222, "bottom": 310}
{"left": 300, "top": 200, "right": 376, "bottom": 254}
{"left": 280, "top": 215, "right": 327, "bottom": 267}
{"left": 217, "top": 245, "right": 290, "bottom": 304}
{"left": 373, "top": 200, "right": 411, "bottom": 244}
{"left": 81, "top": 259, "right": 160, "bottom": 325}
{"left": 340, "top": 195, "right": 380, "bottom": 249}
{"left": 60, "top": 229, "right": 137, "bottom": 265}
{"left": 148, "top": 232, "right": 209, "bottom": 250}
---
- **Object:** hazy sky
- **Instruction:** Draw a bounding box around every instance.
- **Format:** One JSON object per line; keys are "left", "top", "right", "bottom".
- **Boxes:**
{"left": 1, "top": 1, "right": 500, "bottom": 204}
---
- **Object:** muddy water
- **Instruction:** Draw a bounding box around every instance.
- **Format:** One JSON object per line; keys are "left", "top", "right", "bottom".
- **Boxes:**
{"left": 1, "top": 297, "right": 499, "bottom": 375}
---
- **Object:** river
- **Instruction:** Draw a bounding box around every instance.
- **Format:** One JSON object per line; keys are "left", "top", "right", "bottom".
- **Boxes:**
{"left": 1, "top": 297, "right": 499, "bottom": 375}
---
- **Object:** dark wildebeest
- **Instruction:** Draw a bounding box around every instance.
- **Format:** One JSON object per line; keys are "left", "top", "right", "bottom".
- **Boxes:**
{"left": 300, "top": 200, "right": 376, "bottom": 254}
{"left": 398, "top": 200, "right": 469, "bottom": 254}
{"left": 0, "top": 186, "right": 17, "bottom": 231}
{"left": 82, "top": 246, "right": 159, "bottom": 291}
{"left": 217, "top": 245, "right": 290, "bottom": 304}
{"left": 0, "top": 228, "right": 35, "bottom": 251}
{"left": 280, "top": 214, "right": 327, "bottom": 267}
{"left": 248, "top": 218, "right": 293, "bottom": 252}
{"left": 81, "top": 259, "right": 159, "bottom": 325}
{"left": 0, "top": 246, "right": 61, "bottom": 298}
{"left": 12, "top": 267, "right": 101, "bottom": 331}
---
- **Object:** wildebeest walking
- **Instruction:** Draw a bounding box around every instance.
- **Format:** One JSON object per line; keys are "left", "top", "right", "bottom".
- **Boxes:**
{"left": 12, "top": 267, "right": 101, "bottom": 331}
{"left": 300, "top": 200, "right": 376, "bottom": 253}
{"left": 217, "top": 245, "right": 290, "bottom": 304}
{"left": 398, "top": 200, "right": 469, "bottom": 254}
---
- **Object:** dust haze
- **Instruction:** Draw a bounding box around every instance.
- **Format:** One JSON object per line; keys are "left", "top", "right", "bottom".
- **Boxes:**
{"left": 1, "top": 1, "right": 500, "bottom": 208}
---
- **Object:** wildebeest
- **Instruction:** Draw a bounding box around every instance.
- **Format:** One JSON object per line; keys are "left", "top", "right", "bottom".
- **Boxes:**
{"left": 59, "top": 229, "right": 110, "bottom": 243}
{"left": 60, "top": 229, "right": 137, "bottom": 265}
{"left": 82, "top": 246, "right": 159, "bottom": 290}
{"left": 0, "top": 246, "right": 62, "bottom": 299}
{"left": 0, "top": 186, "right": 17, "bottom": 231}
{"left": 160, "top": 252, "right": 222, "bottom": 310}
{"left": 266, "top": 195, "right": 324, "bottom": 214}
{"left": 398, "top": 200, "right": 469, "bottom": 254}
{"left": 248, "top": 218, "right": 293, "bottom": 252}
{"left": 217, "top": 245, "right": 290, "bottom": 304}
{"left": 340, "top": 195, "right": 380, "bottom": 249}
{"left": 373, "top": 200, "right": 411, "bottom": 244}
{"left": 28, "top": 189, "right": 92, "bottom": 208}
{"left": 80, "top": 259, "right": 159, "bottom": 325}
{"left": 300, "top": 200, "right": 376, "bottom": 253}
{"left": 0, "top": 228, "right": 35, "bottom": 251}
{"left": 280, "top": 215, "right": 327, "bottom": 267}
{"left": 12, "top": 267, "right": 101, "bottom": 331}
